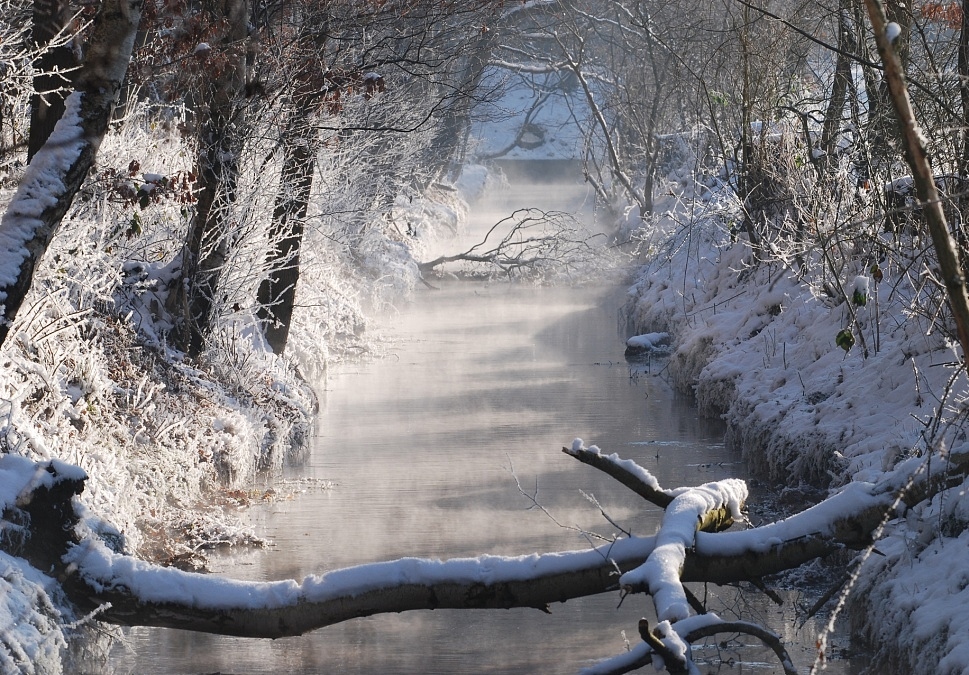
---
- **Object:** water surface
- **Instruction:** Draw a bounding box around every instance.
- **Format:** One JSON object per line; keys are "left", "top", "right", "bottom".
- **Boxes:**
{"left": 110, "top": 166, "right": 861, "bottom": 674}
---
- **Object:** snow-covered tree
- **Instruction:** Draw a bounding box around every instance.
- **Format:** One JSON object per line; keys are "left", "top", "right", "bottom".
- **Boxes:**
{"left": 0, "top": 0, "right": 142, "bottom": 348}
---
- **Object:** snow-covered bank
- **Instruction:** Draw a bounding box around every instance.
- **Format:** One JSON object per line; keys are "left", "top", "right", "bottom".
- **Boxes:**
{"left": 0, "top": 97, "right": 482, "bottom": 669}
{"left": 625, "top": 178, "right": 969, "bottom": 672}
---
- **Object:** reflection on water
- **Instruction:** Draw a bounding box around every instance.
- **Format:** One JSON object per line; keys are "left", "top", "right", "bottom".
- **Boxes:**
{"left": 109, "top": 167, "right": 862, "bottom": 674}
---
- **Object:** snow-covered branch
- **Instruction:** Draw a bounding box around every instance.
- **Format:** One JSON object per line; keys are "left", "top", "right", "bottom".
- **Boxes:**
{"left": 6, "top": 442, "right": 969, "bottom": 670}
{"left": 620, "top": 479, "right": 747, "bottom": 622}
{"left": 563, "top": 441, "right": 676, "bottom": 507}
{"left": 64, "top": 535, "right": 657, "bottom": 638}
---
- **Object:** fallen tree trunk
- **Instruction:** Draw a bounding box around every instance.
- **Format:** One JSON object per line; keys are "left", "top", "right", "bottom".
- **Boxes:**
{"left": 3, "top": 445, "right": 961, "bottom": 643}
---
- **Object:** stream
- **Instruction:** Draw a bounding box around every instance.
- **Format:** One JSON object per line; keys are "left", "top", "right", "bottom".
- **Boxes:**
{"left": 109, "top": 164, "right": 862, "bottom": 674}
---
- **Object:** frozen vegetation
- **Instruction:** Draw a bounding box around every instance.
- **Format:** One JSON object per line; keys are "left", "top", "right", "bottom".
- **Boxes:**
{"left": 625, "top": 138, "right": 969, "bottom": 672}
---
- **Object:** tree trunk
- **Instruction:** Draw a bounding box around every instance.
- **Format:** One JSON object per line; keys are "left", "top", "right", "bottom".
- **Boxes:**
{"left": 962, "top": 0, "right": 969, "bottom": 177}
{"left": 0, "top": 0, "right": 143, "bottom": 349}
{"left": 27, "top": 0, "right": 78, "bottom": 163}
{"left": 820, "top": 0, "right": 853, "bottom": 158}
{"left": 423, "top": 28, "right": 496, "bottom": 186}
{"left": 170, "top": 0, "right": 250, "bottom": 357}
{"left": 256, "top": 113, "right": 317, "bottom": 354}
{"left": 958, "top": 0, "right": 969, "bottom": 247}
{"left": 737, "top": 3, "right": 762, "bottom": 252}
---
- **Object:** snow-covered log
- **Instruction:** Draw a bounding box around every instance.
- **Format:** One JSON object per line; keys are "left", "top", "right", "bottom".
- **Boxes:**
{"left": 0, "top": 0, "right": 143, "bottom": 347}
{"left": 4, "top": 445, "right": 966, "bottom": 669}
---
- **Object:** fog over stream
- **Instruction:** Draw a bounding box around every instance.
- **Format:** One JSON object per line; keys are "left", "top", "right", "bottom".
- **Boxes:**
{"left": 110, "top": 164, "right": 861, "bottom": 674}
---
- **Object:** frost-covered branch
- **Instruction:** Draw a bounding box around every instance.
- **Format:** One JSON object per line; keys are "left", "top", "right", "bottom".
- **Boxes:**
{"left": 418, "top": 208, "right": 606, "bottom": 280}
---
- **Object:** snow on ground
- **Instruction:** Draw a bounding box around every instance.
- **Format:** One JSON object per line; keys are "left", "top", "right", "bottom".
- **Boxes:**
{"left": 471, "top": 67, "right": 588, "bottom": 161}
{"left": 625, "top": 162, "right": 969, "bottom": 672}
{"left": 0, "top": 551, "right": 71, "bottom": 674}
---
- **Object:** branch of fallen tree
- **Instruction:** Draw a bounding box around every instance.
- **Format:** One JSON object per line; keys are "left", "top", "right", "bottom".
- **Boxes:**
{"left": 418, "top": 208, "right": 606, "bottom": 280}
{"left": 2, "top": 444, "right": 967, "bottom": 670}
{"left": 582, "top": 616, "right": 797, "bottom": 675}
{"left": 563, "top": 443, "right": 675, "bottom": 508}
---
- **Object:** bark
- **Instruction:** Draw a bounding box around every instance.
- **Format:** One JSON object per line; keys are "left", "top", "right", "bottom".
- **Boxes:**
{"left": 864, "top": 0, "right": 969, "bottom": 372}
{"left": 820, "top": 1, "right": 853, "bottom": 158}
{"left": 960, "top": 0, "right": 969, "bottom": 228}
{"left": 563, "top": 444, "right": 676, "bottom": 508}
{"left": 622, "top": 479, "right": 748, "bottom": 623}
{"left": 170, "top": 0, "right": 250, "bottom": 357}
{"left": 256, "top": 113, "right": 316, "bottom": 354}
{"left": 27, "top": 0, "right": 78, "bottom": 163}
{"left": 737, "top": 0, "right": 762, "bottom": 251}
{"left": 0, "top": 0, "right": 143, "bottom": 349}
{"left": 623, "top": 619, "right": 796, "bottom": 675}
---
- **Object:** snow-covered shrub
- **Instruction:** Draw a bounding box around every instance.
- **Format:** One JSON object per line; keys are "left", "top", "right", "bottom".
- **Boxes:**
{"left": 626, "top": 121, "right": 969, "bottom": 487}
{"left": 0, "top": 551, "right": 72, "bottom": 675}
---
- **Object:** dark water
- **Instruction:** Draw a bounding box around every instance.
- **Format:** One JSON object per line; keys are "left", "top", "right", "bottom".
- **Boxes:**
{"left": 108, "top": 167, "right": 861, "bottom": 674}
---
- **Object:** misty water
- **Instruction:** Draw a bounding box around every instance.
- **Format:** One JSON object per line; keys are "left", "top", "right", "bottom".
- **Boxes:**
{"left": 109, "top": 164, "right": 862, "bottom": 674}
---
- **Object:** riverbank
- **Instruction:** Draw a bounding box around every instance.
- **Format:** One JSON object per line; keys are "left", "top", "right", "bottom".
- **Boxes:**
{"left": 0, "top": 124, "right": 476, "bottom": 671}
{"left": 1, "top": 139, "right": 963, "bottom": 673}
{"left": 624, "top": 180, "right": 969, "bottom": 672}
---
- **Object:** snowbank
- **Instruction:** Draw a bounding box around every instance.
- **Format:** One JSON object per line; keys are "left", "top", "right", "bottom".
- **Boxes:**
{"left": 625, "top": 175, "right": 969, "bottom": 672}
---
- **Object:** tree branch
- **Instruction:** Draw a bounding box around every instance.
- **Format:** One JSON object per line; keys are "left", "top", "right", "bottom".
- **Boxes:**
{"left": 563, "top": 444, "right": 675, "bottom": 507}
{"left": 418, "top": 208, "right": 603, "bottom": 279}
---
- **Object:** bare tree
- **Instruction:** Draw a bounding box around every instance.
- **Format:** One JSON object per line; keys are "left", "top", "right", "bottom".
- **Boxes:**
{"left": 251, "top": 0, "right": 505, "bottom": 353}
{"left": 166, "top": 0, "right": 252, "bottom": 357}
